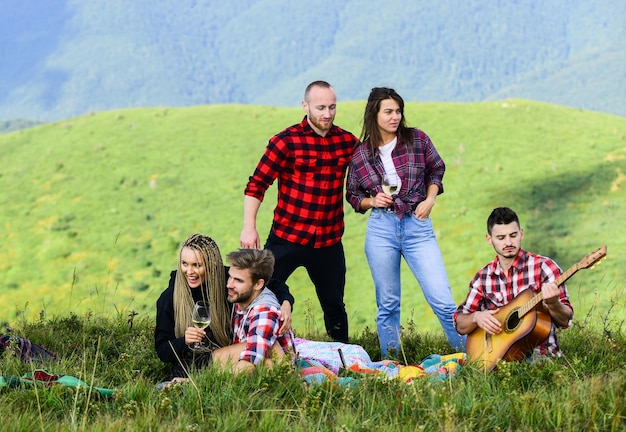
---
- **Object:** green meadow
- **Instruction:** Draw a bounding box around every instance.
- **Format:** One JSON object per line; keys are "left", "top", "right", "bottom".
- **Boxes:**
{"left": 1, "top": 101, "right": 625, "bottom": 431}
{"left": 1, "top": 100, "right": 625, "bottom": 336}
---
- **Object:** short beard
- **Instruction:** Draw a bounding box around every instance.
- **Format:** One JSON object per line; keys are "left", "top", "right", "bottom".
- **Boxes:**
{"left": 309, "top": 116, "right": 332, "bottom": 133}
{"left": 229, "top": 289, "right": 253, "bottom": 305}
{"left": 499, "top": 248, "right": 517, "bottom": 259}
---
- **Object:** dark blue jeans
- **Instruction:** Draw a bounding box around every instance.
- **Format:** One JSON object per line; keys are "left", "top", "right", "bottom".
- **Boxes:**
{"left": 265, "top": 231, "right": 349, "bottom": 343}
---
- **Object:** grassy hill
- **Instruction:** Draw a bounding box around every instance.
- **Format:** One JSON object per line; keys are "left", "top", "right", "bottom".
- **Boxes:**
{"left": 1, "top": 100, "right": 625, "bottom": 337}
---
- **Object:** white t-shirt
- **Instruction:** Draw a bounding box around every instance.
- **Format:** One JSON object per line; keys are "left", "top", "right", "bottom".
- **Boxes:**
{"left": 379, "top": 137, "right": 401, "bottom": 193}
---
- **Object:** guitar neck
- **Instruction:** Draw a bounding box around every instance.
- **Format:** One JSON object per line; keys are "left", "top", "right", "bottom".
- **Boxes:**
{"left": 519, "top": 261, "right": 581, "bottom": 316}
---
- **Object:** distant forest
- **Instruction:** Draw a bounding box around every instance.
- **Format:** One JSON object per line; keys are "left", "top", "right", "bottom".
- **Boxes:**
{"left": 1, "top": 0, "right": 625, "bottom": 124}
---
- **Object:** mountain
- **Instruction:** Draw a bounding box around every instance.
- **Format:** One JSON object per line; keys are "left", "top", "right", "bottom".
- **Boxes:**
{"left": 1, "top": 0, "right": 625, "bottom": 123}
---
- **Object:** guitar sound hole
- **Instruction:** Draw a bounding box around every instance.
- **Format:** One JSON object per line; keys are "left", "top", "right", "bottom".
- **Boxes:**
{"left": 506, "top": 311, "right": 521, "bottom": 332}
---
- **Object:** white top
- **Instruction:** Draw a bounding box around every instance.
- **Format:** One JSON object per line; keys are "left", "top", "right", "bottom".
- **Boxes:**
{"left": 379, "top": 137, "right": 401, "bottom": 193}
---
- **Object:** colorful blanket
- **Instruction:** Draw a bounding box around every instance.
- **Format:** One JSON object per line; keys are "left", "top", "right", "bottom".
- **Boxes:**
{"left": 294, "top": 338, "right": 465, "bottom": 387}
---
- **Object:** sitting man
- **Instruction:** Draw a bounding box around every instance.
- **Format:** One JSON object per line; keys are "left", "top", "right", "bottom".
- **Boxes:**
{"left": 454, "top": 207, "right": 574, "bottom": 360}
{"left": 213, "top": 248, "right": 296, "bottom": 373}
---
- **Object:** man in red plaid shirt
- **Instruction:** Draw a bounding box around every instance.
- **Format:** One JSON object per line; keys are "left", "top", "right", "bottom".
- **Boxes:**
{"left": 240, "top": 81, "right": 359, "bottom": 343}
{"left": 454, "top": 207, "right": 574, "bottom": 358}
{"left": 213, "top": 248, "right": 295, "bottom": 374}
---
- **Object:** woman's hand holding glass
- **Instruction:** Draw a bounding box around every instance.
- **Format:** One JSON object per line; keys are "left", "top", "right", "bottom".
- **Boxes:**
{"left": 378, "top": 174, "right": 400, "bottom": 210}
{"left": 370, "top": 192, "right": 394, "bottom": 209}
{"left": 189, "top": 301, "right": 212, "bottom": 349}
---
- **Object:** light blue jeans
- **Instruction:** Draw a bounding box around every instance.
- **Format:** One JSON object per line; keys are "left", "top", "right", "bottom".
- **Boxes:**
{"left": 364, "top": 208, "right": 465, "bottom": 356}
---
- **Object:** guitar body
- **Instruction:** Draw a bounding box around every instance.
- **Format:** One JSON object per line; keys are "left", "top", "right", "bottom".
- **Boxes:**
{"left": 465, "top": 289, "right": 552, "bottom": 371}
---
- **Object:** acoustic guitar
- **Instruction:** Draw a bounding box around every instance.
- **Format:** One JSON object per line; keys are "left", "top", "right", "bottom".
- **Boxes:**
{"left": 465, "top": 245, "right": 607, "bottom": 371}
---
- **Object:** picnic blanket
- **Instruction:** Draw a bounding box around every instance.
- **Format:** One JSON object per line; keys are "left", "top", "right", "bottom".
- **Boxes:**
{"left": 295, "top": 338, "right": 465, "bottom": 387}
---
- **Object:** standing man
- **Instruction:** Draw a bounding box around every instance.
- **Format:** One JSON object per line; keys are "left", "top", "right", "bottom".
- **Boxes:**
{"left": 212, "top": 249, "right": 295, "bottom": 374}
{"left": 241, "top": 80, "right": 359, "bottom": 342}
{"left": 454, "top": 207, "right": 574, "bottom": 359}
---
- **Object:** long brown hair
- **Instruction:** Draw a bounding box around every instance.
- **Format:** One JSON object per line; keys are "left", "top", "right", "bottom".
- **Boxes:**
{"left": 173, "top": 234, "right": 231, "bottom": 347}
{"left": 360, "top": 87, "right": 414, "bottom": 155}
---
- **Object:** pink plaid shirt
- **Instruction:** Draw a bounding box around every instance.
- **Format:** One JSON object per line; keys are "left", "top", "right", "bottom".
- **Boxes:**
{"left": 346, "top": 128, "right": 445, "bottom": 219}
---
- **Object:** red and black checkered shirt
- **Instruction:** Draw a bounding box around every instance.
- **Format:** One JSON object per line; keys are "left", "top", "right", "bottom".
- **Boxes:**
{"left": 245, "top": 117, "right": 359, "bottom": 248}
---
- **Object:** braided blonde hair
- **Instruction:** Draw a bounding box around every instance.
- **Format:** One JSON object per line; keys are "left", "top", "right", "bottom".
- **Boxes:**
{"left": 173, "top": 234, "right": 232, "bottom": 347}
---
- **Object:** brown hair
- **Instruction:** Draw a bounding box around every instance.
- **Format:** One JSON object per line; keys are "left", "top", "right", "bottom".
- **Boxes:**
{"left": 226, "top": 248, "right": 275, "bottom": 286}
{"left": 360, "top": 87, "right": 414, "bottom": 154}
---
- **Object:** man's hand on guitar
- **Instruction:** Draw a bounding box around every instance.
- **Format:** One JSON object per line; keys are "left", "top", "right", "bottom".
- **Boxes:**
{"left": 541, "top": 281, "right": 573, "bottom": 327}
{"left": 541, "top": 282, "right": 560, "bottom": 304}
{"left": 474, "top": 309, "right": 502, "bottom": 335}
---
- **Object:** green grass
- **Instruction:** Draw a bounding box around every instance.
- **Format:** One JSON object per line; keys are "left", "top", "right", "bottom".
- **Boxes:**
{"left": 1, "top": 100, "right": 625, "bottom": 338}
{"left": 0, "top": 299, "right": 624, "bottom": 431}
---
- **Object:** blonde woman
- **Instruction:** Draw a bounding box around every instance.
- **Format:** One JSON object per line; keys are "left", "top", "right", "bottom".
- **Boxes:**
{"left": 154, "top": 234, "right": 231, "bottom": 378}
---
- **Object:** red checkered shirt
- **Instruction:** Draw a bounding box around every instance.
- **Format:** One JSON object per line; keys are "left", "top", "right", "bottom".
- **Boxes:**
{"left": 245, "top": 117, "right": 358, "bottom": 247}
{"left": 232, "top": 290, "right": 295, "bottom": 365}
{"left": 454, "top": 249, "right": 573, "bottom": 357}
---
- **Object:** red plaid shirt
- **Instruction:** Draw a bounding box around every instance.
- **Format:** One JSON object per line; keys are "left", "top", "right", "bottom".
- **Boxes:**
{"left": 232, "top": 289, "right": 295, "bottom": 365}
{"left": 454, "top": 249, "right": 573, "bottom": 356}
{"left": 245, "top": 117, "right": 358, "bottom": 247}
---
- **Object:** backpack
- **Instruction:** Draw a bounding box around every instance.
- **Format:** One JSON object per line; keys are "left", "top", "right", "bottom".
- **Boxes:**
{"left": 0, "top": 335, "right": 57, "bottom": 363}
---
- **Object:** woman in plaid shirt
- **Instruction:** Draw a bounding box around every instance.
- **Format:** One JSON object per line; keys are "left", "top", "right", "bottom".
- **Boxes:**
{"left": 346, "top": 87, "right": 464, "bottom": 357}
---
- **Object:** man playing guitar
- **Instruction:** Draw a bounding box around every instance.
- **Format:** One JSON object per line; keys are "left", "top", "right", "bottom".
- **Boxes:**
{"left": 454, "top": 207, "right": 574, "bottom": 362}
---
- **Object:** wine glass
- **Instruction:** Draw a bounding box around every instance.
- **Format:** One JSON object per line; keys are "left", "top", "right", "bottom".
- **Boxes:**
{"left": 382, "top": 173, "right": 399, "bottom": 196}
{"left": 191, "top": 301, "right": 212, "bottom": 349}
